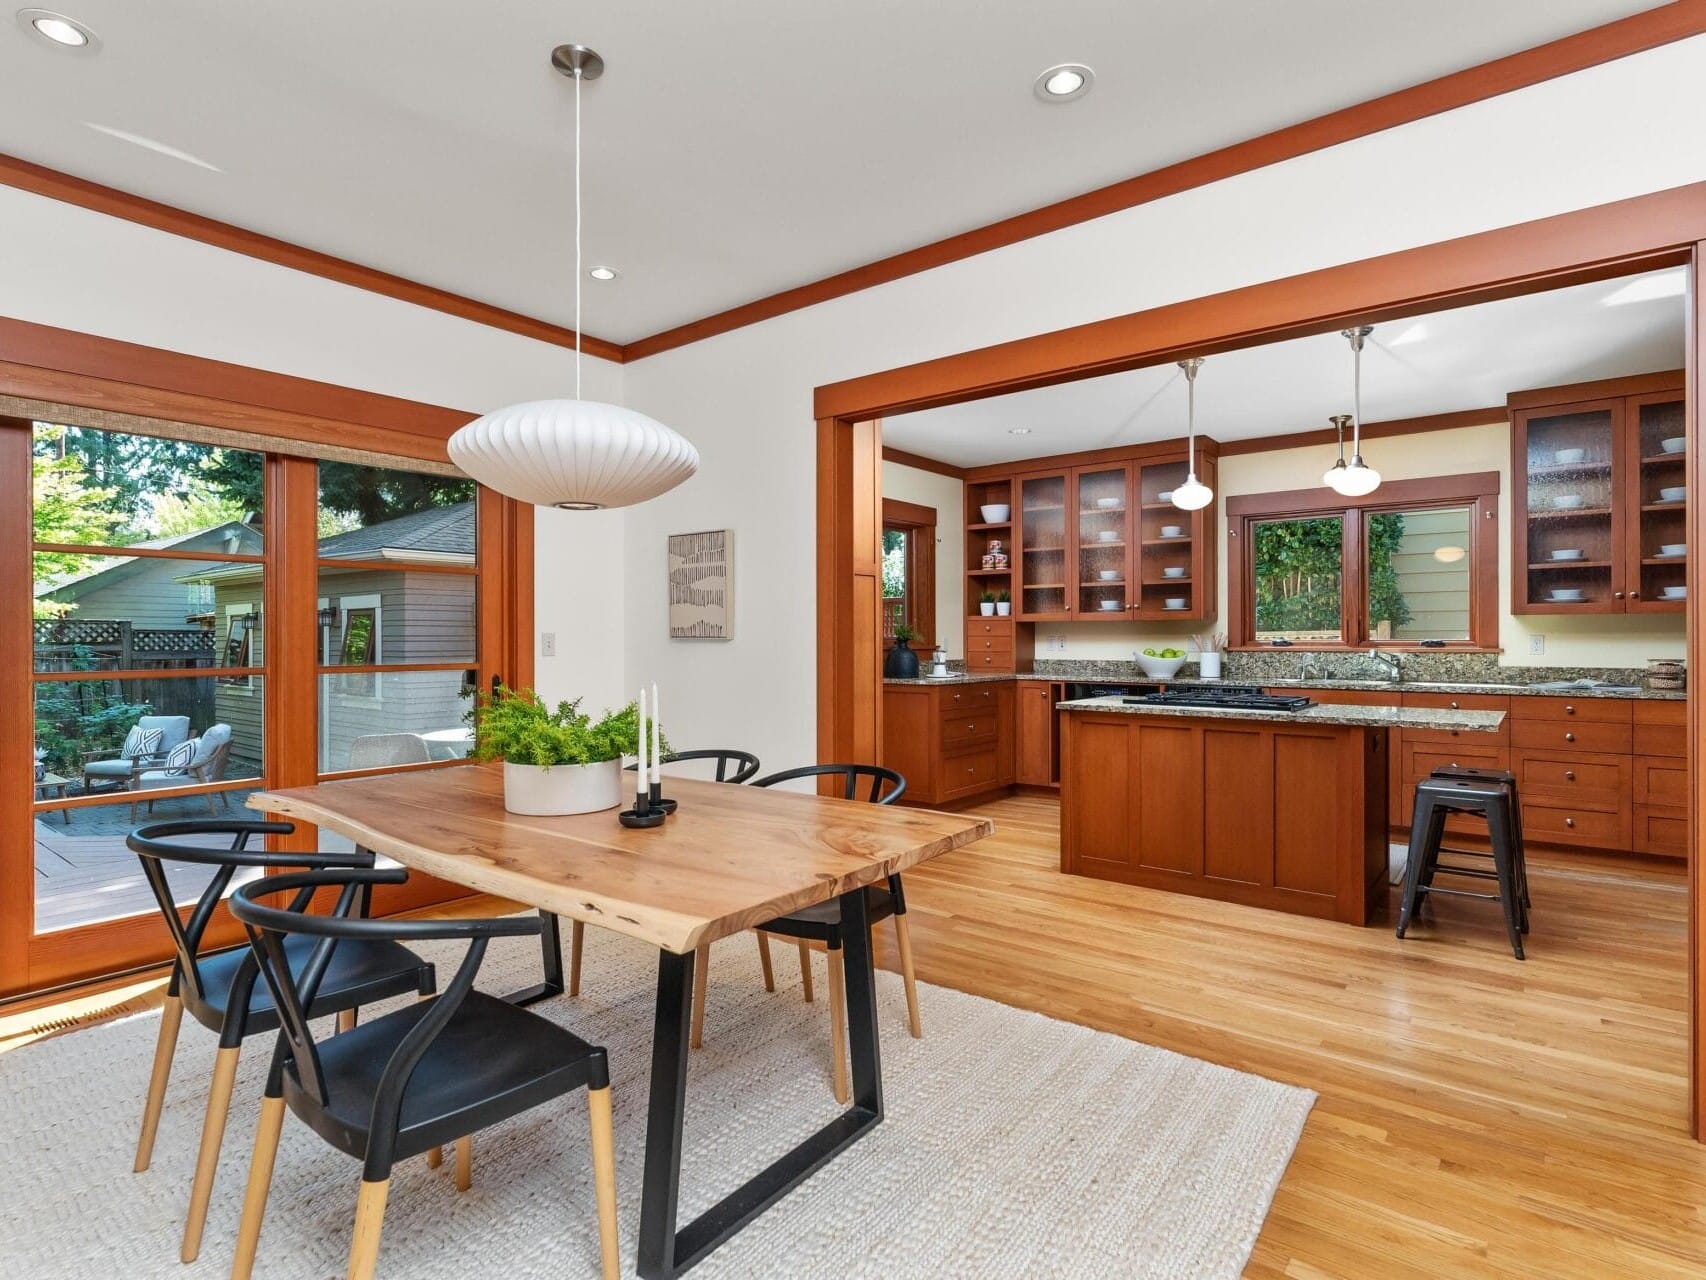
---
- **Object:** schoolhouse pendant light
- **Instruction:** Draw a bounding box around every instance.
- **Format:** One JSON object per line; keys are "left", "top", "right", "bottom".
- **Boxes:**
{"left": 1321, "top": 414, "right": 1352, "bottom": 489}
{"left": 1171, "top": 358, "right": 1214, "bottom": 511}
{"left": 449, "top": 45, "right": 698, "bottom": 511}
{"left": 1325, "top": 326, "right": 1380, "bottom": 497}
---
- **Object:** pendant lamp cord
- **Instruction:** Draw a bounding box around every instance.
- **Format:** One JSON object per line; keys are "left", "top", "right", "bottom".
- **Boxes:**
{"left": 1350, "top": 330, "right": 1363, "bottom": 457}
{"left": 574, "top": 66, "right": 583, "bottom": 401}
{"left": 1186, "top": 364, "right": 1196, "bottom": 474}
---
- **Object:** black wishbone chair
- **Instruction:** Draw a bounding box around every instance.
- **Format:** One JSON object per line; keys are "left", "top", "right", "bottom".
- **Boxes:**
{"left": 126, "top": 820, "right": 436, "bottom": 1264}
{"left": 227, "top": 869, "right": 618, "bottom": 1280}
{"left": 747, "top": 764, "right": 919, "bottom": 1103}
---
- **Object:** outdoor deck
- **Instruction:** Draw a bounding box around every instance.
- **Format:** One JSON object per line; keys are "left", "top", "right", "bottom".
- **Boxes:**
{"left": 33, "top": 787, "right": 259, "bottom": 933}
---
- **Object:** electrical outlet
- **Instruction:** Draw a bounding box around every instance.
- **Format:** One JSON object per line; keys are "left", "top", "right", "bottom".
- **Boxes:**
{"left": 540, "top": 631, "right": 557, "bottom": 658}
{"left": 1527, "top": 633, "right": 1545, "bottom": 656}
{"left": 1047, "top": 633, "right": 1067, "bottom": 653}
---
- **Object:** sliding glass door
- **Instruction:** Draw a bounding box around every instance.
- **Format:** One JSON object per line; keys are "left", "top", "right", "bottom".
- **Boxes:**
{"left": 0, "top": 417, "right": 522, "bottom": 995}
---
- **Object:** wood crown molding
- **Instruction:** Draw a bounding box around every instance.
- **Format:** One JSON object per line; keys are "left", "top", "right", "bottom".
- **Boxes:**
{"left": 625, "top": 1, "right": 1706, "bottom": 362}
{"left": 1216, "top": 406, "right": 1507, "bottom": 457}
{"left": 0, "top": 152, "right": 625, "bottom": 364}
{"left": 5, "top": 5, "right": 1703, "bottom": 371}
{"left": 881, "top": 446, "right": 965, "bottom": 479}
{"left": 1505, "top": 367, "right": 1686, "bottom": 411}
{"left": 1223, "top": 470, "right": 1501, "bottom": 517}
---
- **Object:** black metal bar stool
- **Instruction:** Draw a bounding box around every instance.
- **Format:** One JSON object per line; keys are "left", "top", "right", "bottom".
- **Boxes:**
{"left": 1428, "top": 764, "right": 1530, "bottom": 923}
{"left": 1398, "top": 773, "right": 1527, "bottom": 960}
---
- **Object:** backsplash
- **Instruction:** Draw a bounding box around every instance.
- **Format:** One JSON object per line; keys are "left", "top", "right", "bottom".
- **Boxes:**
{"left": 1022, "top": 651, "right": 1671, "bottom": 688}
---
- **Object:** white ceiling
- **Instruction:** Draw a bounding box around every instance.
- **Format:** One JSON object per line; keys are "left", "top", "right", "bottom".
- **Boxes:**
{"left": 883, "top": 268, "right": 1689, "bottom": 466}
{"left": 0, "top": 1, "right": 1663, "bottom": 343}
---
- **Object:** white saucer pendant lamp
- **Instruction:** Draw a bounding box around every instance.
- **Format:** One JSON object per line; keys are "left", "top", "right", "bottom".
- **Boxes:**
{"left": 1171, "top": 357, "right": 1214, "bottom": 511}
{"left": 1324, "top": 326, "right": 1380, "bottom": 498}
{"left": 449, "top": 44, "right": 699, "bottom": 511}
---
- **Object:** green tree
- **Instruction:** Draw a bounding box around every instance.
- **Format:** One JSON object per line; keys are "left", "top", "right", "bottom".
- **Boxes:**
{"left": 32, "top": 427, "right": 123, "bottom": 611}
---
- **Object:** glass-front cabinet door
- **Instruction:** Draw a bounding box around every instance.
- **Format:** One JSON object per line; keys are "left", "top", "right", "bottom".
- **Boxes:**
{"left": 1513, "top": 399, "right": 1624, "bottom": 613}
{"left": 1626, "top": 392, "right": 1687, "bottom": 612}
{"left": 1016, "top": 471, "right": 1070, "bottom": 620}
{"left": 1134, "top": 460, "right": 1195, "bottom": 618}
{"left": 1072, "top": 465, "right": 1133, "bottom": 618}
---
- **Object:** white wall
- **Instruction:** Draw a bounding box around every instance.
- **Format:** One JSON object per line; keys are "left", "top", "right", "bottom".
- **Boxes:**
{"left": 0, "top": 181, "right": 626, "bottom": 711}
{"left": 620, "top": 37, "right": 1706, "bottom": 769}
{"left": 881, "top": 460, "right": 965, "bottom": 658}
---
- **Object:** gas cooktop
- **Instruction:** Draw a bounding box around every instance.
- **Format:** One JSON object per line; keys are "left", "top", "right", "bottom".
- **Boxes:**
{"left": 1122, "top": 685, "right": 1315, "bottom": 712}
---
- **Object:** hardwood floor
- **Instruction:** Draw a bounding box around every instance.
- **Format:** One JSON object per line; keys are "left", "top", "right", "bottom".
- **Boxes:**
{"left": 4, "top": 790, "right": 1698, "bottom": 1276}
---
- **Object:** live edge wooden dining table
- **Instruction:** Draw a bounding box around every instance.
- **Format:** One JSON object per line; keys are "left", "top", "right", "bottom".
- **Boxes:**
{"left": 250, "top": 764, "right": 993, "bottom": 1278}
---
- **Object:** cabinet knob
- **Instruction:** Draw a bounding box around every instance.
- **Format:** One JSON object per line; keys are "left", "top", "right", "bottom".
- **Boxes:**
{"left": 1565, "top": 732, "right": 1575, "bottom": 743}
{"left": 1614, "top": 592, "right": 1625, "bottom": 600}
{"left": 967, "top": 766, "right": 975, "bottom": 775}
{"left": 1565, "top": 770, "right": 1576, "bottom": 781}
{"left": 1631, "top": 590, "right": 1641, "bottom": 599}
{"left": 1564, "top": 705, "right": 1575, "bottom": 715}
{"left": 968, "top": 724, "right": 976, "bottom": 731}
{"left": 1449, "top": 700, "right": 1459, "bottom": 709}
{"left": 953, "top": 693, "right": 962, "bottom": 701}
{"left": 1565, "top": 817, "right": 1576, "bottom": 828}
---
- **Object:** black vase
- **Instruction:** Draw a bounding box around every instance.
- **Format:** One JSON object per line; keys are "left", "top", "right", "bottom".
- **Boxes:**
{"left": 884, "top": 639, "right": 920, "bottom": 679}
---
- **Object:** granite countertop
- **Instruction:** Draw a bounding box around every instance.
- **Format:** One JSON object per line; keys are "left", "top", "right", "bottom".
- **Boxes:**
{"left": 1056, "top": 695, "right": 1507, "bottom": 732}
{"left": 882, "top": 672, "right": 1020, "bottom": 686}
{"left": 884, "top": 673, "right": 1685, "bottom": 701}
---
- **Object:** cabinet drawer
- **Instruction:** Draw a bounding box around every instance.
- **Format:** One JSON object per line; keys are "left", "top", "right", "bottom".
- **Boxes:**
{"left": 1634, "top": 805, "right": 1689, "bottom": 857}
{"left": 940, "top": 711, "right": 998, "bottom": 751}
{"left": 941, "top": 748, "right": 1000, "bottom": 797}
{"left": 1634, "top": 722, "right": 1687, "bottom": 757}
{"left": 1634, "top": 755, "right": 1688, "bottom": 807}
{"left": 967, "top": 618, "right": 1015, "bottom": 639}
{"left": 1401, "top": 692, "right": 1509, "bottom": 744}
{"left": 1510, "top": 695, "right": 1632, "bottom": 724}
{"left": 1634, "top": 699, "right": 1686, "bottom": 725}
{"left": 964, "top": 652, "right": 1018, "bottom": 673}
{"left": 1402, "top": 742, "right": 1509, "bottom": 779}
{"left": 1511, "top": 719, "right": 1632, "bottom": 754}
{"left": 1512, "top": 750, "right": 1628, "bottom": 809}
{"left": 1402, "top": 691, "right": 1511, "bottom": 713}
{"left": 1403, "top": 724, "right": 1509, "bottom": 746}
{"left": 938, "top": 684, "right": 1001, "bottom": 713}
{"left": 1521, "top": 801, "right": 1630, "bottom": 849}
{"left": 968, "top": 633, "right": 1014, "bottom": 656}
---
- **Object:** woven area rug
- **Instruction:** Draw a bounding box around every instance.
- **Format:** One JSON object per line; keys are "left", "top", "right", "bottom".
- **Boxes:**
{"left": 0, "top": 927, "right": 1313, "bottom": 1278}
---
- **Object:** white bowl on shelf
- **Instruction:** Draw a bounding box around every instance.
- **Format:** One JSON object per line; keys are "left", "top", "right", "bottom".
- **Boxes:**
{"left": 1548, "top": 588, "right": 1585, "bottom": 602}
{"left": 1552, "top": 494, "right": 1584, "bottom": 509}
{"left": 1659, "top": 543, "right": 1687, "bottom": 557}
{"left": 1663, "top": 437, "right": 1686, "bottom": 454}
{"left": 1159, "top": 525, "right": 1184, "bottom": 538}
{"left": 1163, "top": 597, "right": 1188, "bottom": 609}
{"left": 1662, "top": 585, "right": 1688, "bottom": 600}
{"left": 1162, "top": 566, "right": 1187, "bottom": 579}
{"left": 1097, "top": 599, "right": 1123, "bottom": 612}
{"left": 1097, "top": 569, "right": 1120, "bottom": 581}
{"left": 1660, "top": 486, "right": 1686, "bottom": 502}
{"left": 1095, "top": 496, "right": 1121, "bottom": 510}
{"left": 1549, "top": 548, "right": 1585, "bottom": 561}
{"left": 1553, "top": 448, "right": 1587, "bottom": 465}
{"left": 979, "top": 504, "right": 1010, "bottom": 523}
{"left": 1096, "top": 529, "right": 1120, "bottom": 543}
{"left": 1156, "top": 490, "right": 1175, "bottom": 504}
{"left": 1134, "top": 652, "right": 1187, "bottom": 678}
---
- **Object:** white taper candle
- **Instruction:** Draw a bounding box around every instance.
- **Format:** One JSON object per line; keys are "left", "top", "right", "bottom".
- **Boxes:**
{"left": 637, "top": 686, "right": 648, "bottom": 791}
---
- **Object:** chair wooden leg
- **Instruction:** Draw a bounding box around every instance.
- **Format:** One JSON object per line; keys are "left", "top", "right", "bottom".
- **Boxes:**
{"left": 756, "top": 931, "right": 775, "bottom": 992}
{"left": 337, "top": 1008, "right": 358, "bottom": 1034}
{"left": 797, "top": 940, "right": 814, "bottom": 1003}
{"left": 586, "top": 1087, "right": 619, "bottom": 1280}
{"left": 426, "top": 1146, "right": 443, "bottom": 1169}
{"left": 690, "top": 943, "right": 710, "bottom": 1049}
{"left": 346, "top": 1178, "right": 390, "bottom": 1280}
{"left": 230, "top": 1094, "right": 285, "bottom": 1280}
{"left": 454, "top": 1136, "right": 473, "bottom": 1192}
{"left": 181, "top": 1043, "right": 241, "bottom": 1262}
{"left": 827, "top": 946, "right": 850, "bottom": 1105}
{"left": 569, "top": 919, "right": 585, "bottom": 997}
{"left": 894, "top": 915, "right": 922, "bottom": 1039}
{"left": 204, "top": 791, "right": 218, "bottom": 816}
{"left": 134, "top": 991, "right": 183, "bottom": 1172}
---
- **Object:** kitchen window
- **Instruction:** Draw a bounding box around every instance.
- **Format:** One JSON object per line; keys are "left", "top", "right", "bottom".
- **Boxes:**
{"left": 1228, "top": 472, "right": 1499, "bottom": 651}
{"left": 882, "top": 498, "right": 937, "bottom": 648}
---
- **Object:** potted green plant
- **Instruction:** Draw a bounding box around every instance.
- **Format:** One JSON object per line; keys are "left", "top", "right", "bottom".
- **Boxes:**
{"left": 979, "top": 590, "right": 997, "bottom": 618}
{"left": 995, "top": 589, "right": 1012, "bottom": 618}
{"left": 885, "top": 622, "right": 921, "bottom": 679}
{"left": 469, "top": 686, "right": 655, "bottom": 816}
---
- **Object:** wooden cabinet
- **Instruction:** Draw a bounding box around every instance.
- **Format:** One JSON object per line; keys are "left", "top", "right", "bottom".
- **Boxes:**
{"left": 962, "top": 617, "right": 1034, "bottom": 674}
{"left": 1510, "top": 378, "right": 1685, "bottom": 615}
{"left": 1016, "top": 680, "right": 1060, "bottom": 786}
{"left": 968, "top": 440, "right": 1218, "bottom": 626}
{"left": 1632, "top": 700, "right": 1687, "bottom": 856}
{"left": 881, "top": 682, "right": 1015, "bottom": 806}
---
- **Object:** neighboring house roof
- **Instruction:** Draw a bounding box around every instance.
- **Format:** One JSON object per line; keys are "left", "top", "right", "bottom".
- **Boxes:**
{"left": 317, "top": 501, "right": 475, "bottom": 562}
{"left": 36, "top": 521, "right": 260, "bottom": 601}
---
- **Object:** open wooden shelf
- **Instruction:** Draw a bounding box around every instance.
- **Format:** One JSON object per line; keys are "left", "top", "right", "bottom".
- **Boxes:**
{"left": 1080, "top": 540, "right": 1126, "bottom": 550}
{"left": 1527, "top": 560, "right": 1612, "bottom": 570}
{"left": 1141, "top": 537, "right": 1193, "bottom": 547}
{"left": 1642, "top": 453, "right": 1687, "bottom": 465}
{"left": 1526, "top": 507, "right": 1612, "bottom": 520}
{"left": 1641, "top": 502, "right": 1686, "bottom": 512}
{"left": 966, "top": 568, "right": 1013, "bottom": 577}
{"left": 1526, "top": 460, "right": 1612, "bottom": 478}
{"left": 1641, "top": 556, "right": 1688, "bottom": 565}
{"left": 966, "top": 521, "right": 1012, "bottom": 531}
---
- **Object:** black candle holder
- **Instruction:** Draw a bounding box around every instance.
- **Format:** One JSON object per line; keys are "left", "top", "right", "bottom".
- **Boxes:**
{"left": 619, "top": 790, "right": 666, "bottom": 829}
{"left": 648, "top": 780, "right": 678, "bottom": 815}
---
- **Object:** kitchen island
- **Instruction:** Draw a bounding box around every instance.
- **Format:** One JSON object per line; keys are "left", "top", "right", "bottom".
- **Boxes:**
{"left": 1058, "top": 694, "right": 1505, "bottom": 925}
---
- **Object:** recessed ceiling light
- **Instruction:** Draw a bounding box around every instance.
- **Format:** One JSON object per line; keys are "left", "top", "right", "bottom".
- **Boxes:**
{"left": 85, "top": 122, "right": 222, "bottom": 172}
{"left": 16, "top": 8, "right": 96, "bottom": 49}
{"left": 1388, "top": 322, "right": 1429, "bottom": 346}
{"left": 1034, "top": 63, "right": 1094, "bottom": 103}
{"left": 1008, "top": 428, "right": 1032, "bottom": 435}
{"left": 588, "top": 266, "right": 618, "bottom": 281}
{"left": 1601, "top": 270, "right": 1687, "bottom": 306}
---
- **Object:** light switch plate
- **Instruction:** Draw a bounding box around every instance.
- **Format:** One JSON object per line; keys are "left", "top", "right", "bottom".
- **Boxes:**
{"left": 1047, "top": 633, "right": 1067, "bottom": 652}
{"left": 1527, "top": 633, "right": 1545, "bottom": 656}
{"left": 540, "top": 631, "right": 557, "bottom": 658}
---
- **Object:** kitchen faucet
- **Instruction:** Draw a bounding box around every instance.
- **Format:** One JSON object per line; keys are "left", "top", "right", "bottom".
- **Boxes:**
{"left": 1367, "top": 648, "right": 1404, "bottom": 683}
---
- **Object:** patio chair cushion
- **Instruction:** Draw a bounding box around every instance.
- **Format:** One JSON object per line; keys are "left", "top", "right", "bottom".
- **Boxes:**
{"left": 160, "top": 738, "right": 199, "bottom": 773}
{"left": 139, "top": 715, "right": 191, "bottom": 755}
{"left": 120, "top": 725, "right": 165, "bottom": 760}
{"left": 84, "top": 757, "right": 138, "bottom": 780}
{"left": 192, "top": 723, "right": 232, "bottom": 767}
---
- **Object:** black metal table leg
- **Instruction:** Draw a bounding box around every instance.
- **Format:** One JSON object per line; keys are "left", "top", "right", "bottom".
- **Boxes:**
{"left": 636, "top": 888, "right": 885, "bottom": 1279}
{"left": 503, "top": 909, "right": 566, "bottom": 1006}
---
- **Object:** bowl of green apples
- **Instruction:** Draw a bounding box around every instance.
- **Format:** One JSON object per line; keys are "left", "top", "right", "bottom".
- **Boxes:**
{"left": 1135, "top": 647, "right": 1189, "bottom": 679}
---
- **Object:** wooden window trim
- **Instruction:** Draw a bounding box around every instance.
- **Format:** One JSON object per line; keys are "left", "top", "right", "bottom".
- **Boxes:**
{"left": 1227, "top": 471, "right": 1500, "bottom": 652}
{"left": 882, "top": 497, "right": 937, "bottom": 650}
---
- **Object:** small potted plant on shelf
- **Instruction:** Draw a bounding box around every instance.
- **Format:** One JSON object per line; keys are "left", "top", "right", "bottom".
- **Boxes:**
{"left": 884, "top": 622, "right": 922, "bottom": 679}
{"left": 979, "top": 590, "right": 997, "bottom": 617}
{"left": 995, "top": 589, "right": 1012, "bottom": 617}
{"left": 468, "top": 685, "right": 656, "bottom": 816}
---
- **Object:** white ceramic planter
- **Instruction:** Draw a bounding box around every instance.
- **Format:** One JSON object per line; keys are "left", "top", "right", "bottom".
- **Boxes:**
{"left": 980, "top": 603, "right": 996, "bottom": 616}
{"left": 502, "top": 758, "right": 622, "bottom": 816}
{"left": 1198, "top": 652, "right": 1223, "bottom": 680}
{"left": 995, "top": 602, "right": 1012, "bottom": 616}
